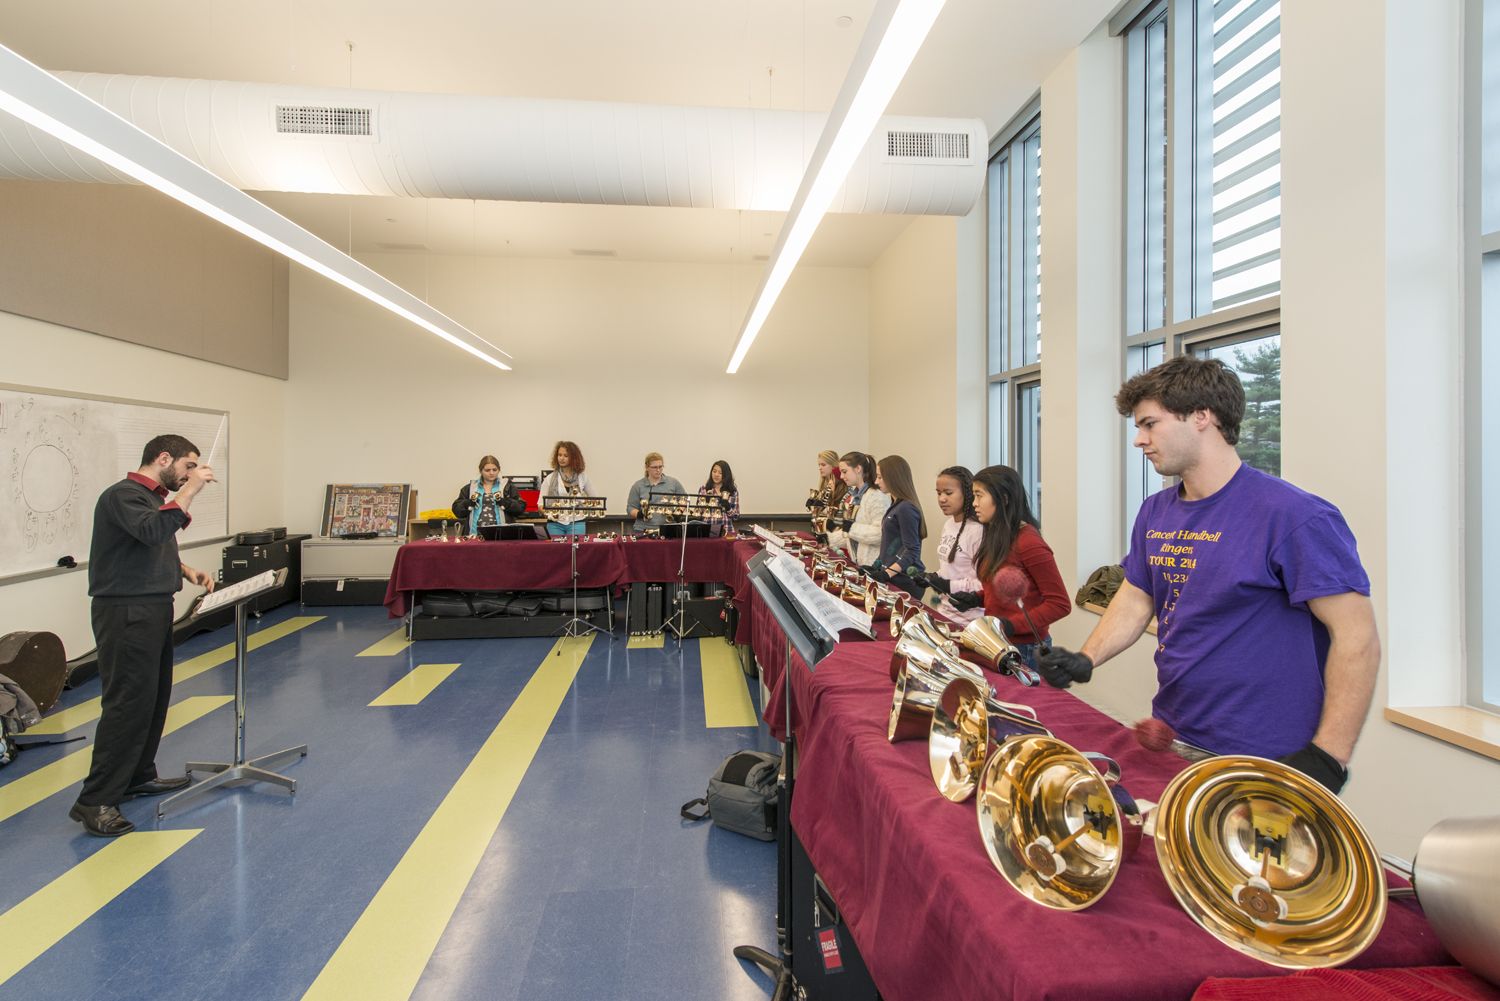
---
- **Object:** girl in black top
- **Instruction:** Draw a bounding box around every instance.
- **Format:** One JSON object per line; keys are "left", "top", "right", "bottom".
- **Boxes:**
{"left": 872, "top": 454, "right": 928, "bottom": 599}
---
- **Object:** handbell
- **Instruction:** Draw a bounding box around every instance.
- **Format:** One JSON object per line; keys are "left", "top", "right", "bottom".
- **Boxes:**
{"left": 929, "top": 676, "right": 1051, "bottom": 801}
{"left": 888, "top": 645, "right": 990, "bottom": 743}
{"left": 956, "top": 616, "right": 1040, "bottom": 686}
{"left": 888, "top": 608, "right": 958, "bottom": 682}
{"left": 977, "top": 734, "right": 1126, "bottom": 911}
{"left": 863, "top": 579, "right": 906, "bottom": 621}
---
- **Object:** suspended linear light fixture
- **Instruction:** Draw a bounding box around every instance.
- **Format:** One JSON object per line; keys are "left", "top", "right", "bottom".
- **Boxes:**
{"left": 725, "top": 0, "right": 947, "bottom": 373}
{"left": 0, "top": 43, "right": 512, "bottom": 371}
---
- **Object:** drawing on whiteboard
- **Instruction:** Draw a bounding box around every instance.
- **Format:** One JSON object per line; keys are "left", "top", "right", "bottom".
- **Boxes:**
{"left": 3, "top": 398, "right": 86, "bottom": 553}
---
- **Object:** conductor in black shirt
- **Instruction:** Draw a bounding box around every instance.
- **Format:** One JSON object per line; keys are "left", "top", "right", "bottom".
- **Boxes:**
{"left": 71, "top": 434, "right": 217, "bottom": 837}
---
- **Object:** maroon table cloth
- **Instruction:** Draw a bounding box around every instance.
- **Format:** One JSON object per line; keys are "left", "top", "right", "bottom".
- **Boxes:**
{"left": 616, "top": 538, "right": 741, "bottom": 586}
{"left": 1192, "top": 967, "right": 1499, "bottom": 1001}
{"left": 779, "top": 638, "right": 1454, "bottom": 1001}
{"left": 382, "top": 538, "right": 628, "bottom": 617}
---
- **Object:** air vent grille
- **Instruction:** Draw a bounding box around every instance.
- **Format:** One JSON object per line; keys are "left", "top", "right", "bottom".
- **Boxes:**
{"left": 886, "top": 130, "right": 969, "bottom": 160}
{"left": 276, "top": 105, "right": 372, "bottom": 136}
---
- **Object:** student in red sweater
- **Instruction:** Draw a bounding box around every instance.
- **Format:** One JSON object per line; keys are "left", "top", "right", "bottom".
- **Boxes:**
{"left": 972, "top": 465, "right": 1072, "bottom": 670}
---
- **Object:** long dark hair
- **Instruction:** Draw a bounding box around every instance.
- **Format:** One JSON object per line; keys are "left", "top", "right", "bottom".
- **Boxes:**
{"left": 877, "top": 455, "right": 927, "bottom": 539}
{"left": 973, "top": 465, "right": 1040, "bottom": 581}
{"left": 704, "top": 460, "right": 737, "bottom": 494}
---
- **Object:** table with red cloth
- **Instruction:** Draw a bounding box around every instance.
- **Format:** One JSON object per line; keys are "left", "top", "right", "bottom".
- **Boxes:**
{"left": 382, "top": 536, "right": 768, "bottom": 621}
{"left": 769, "top": 635, "right": 1456, "bottom": 1001}
{"left": 382, "top": 538, "right": 629, "bottom": 617}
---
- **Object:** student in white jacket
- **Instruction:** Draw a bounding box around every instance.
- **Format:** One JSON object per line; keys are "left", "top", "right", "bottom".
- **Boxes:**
{"left": 825, "top": 452, "right": 888, "bottom": 565}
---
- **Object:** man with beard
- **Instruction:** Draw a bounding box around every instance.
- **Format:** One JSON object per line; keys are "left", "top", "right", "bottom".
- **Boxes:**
{"left": 1036, "top": 355, "right": 1379, "bottom": 794}
{"left": 71, "top": 434, "right": 217, "bottom": 836}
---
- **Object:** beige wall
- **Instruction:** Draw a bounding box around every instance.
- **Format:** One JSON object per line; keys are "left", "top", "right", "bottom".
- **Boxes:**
{"left": 0, "top": 310, "right": 286, "bottom": 655}
{"left": 283, "top": 254, "right": 870, "bottom": 534}
{"left": 0, "top": 179, "right": 289, "bottom": 379}
{"left": 869, "top": 216, "right": 959, "bottom": 569}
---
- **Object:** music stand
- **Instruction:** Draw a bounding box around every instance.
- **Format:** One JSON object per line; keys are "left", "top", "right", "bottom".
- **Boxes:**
{"left": 158, "top": 568, "right": 307, "bottom": 818}
{"left": 733, "top": 550, "right": 837, "bottom": 1001}
{"left": 647, "top": 491, "right": 728, "bottom": 647}
{"left": 539, "top": 494, "right": 610, "bottom": 647}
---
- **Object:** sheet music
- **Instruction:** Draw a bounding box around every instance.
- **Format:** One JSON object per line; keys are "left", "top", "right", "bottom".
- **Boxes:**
{"left": 766, "top": 551, "right": 875, "bottom": 640}
{"left": 752, "top": 525, "right": 782, "bottom": 546}
{"left": 197, "top": 569, "right": 279, "bottom": 615}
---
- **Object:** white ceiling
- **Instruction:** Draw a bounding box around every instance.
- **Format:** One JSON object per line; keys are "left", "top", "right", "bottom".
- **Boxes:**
{"left": 0, "top": 0, "right": 1119, "bottom": 266}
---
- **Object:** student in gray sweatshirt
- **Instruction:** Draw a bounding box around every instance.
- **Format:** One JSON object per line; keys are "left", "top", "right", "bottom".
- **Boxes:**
{"left": 626, "top": 451, "right": 685, "bottom": 533}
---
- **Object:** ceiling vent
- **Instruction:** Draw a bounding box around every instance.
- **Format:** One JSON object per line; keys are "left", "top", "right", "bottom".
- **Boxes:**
{"left": 276, "top": 105, "right": 373, "bottom": 137}
{"left": 885, "top": 130, "right": 970, "bottom": 162}
{"left": 571, "top": 249, "right": 617, "bottom": 257}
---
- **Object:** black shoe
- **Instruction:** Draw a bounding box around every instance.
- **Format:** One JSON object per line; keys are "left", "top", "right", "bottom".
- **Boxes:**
{"left": 69, "top": 802, "right": 136, "bottom": 837}
{"left": 124, "top": 775, "right": 192, "bottom": 798}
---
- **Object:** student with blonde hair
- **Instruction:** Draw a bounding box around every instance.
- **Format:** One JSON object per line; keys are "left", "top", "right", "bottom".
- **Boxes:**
{"left": 627, "top": 452, "right": 685, "bottom": 534}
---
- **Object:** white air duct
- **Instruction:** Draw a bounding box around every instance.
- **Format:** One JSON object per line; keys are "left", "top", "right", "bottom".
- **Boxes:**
{"left": 0, "top": 72, "right": 986, "bottom": 215}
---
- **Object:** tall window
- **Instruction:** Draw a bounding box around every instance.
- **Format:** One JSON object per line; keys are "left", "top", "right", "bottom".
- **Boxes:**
{"left": 987, "top": 112, "right": 1043, "bottom": 515}
{"left": 1120, "top": 0, "right": 1281, "bottom": 533}
{"left": 1472, "top": 0, "right": 1500, "bottom": 712}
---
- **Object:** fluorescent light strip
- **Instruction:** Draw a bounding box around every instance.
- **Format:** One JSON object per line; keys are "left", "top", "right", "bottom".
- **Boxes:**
{"left": 726, "top": 0, "right": 946, "bottom": 374}
{"left": 0, "top": 45, "right": 511, "bottom": 371}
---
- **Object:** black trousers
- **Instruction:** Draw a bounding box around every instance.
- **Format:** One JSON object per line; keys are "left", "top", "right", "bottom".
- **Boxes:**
{"left": 78, "top": 602, "right": 174, "bottom": 807}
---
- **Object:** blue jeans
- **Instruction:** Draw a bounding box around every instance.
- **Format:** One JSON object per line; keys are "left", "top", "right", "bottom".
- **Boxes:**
{"left": 546, "top": 521, "right": 587, "bottom": 536}
{"left": 1012, "top": 637, "right": 1051, "bottom": 672}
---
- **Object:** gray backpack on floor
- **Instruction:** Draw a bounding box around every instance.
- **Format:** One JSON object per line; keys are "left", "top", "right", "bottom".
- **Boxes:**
{"left": 681, "top": 750, "right": 781, "bottom": 841}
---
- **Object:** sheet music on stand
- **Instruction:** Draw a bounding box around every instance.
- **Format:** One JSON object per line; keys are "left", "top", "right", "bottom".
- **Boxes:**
{"left": 197, "top": 568, "right": 286, "bottom": 616}
{"left": 765, "top": 550, "right": 874, "bottom": 640}
{"left": 751, "top": 525, "right": 787, "bottom": 553}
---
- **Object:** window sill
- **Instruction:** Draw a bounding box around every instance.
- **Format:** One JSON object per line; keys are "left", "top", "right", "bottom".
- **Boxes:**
{"left": 1081, "top": 601, "right": 1158, "bottom": 635}
{"left": 1384, "top": 706, "right": 1500, "bottom": 762}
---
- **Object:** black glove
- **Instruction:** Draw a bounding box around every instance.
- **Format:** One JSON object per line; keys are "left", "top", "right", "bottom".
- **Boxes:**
{"left": 948, "top": 591, "right": 984, "bottom": 611}
{"left": 814, "top": 533, "right": 829, "bottom": 545}
{"left": 805, "top": 497, "right": 820, "bottom": 510}
{"left": 1277, "top": 742, "right": 1348, "bottom": 794}
{"left": 868, "top": 567, "right": 891, "bottom": 584}
{"left": 1036, "top": 647, "right": 1093, "bottom": 689}
{"left": 996, "top": 616, "right": 1016, "bottom": 638}
{"left": 926, "top": 574, "right": 951, "bottom": 595}
{"left": 834, "top": 518, "right": 854, "bottom": 532}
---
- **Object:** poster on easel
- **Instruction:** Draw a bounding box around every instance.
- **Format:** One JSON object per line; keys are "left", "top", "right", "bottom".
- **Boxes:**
{"left": 320, "top": 483, "right": 414, "bottom": 538}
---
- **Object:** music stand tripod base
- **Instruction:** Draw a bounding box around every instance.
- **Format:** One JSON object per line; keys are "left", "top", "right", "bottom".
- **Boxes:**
{"left": 157, "top": 573, "right": 308, "bottom": 818}
{"left": 158, "top": 745, "right": 307, "bottom": 818}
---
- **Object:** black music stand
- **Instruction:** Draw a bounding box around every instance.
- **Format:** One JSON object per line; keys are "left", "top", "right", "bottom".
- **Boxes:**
{"left": 650, "top": 491, "right": 729, "bottom": 648}
{"left": 733, "top": 550, "right": 836, "bottom": 1001}
{"left": 158, "top": 568, "right": 307, "bottom": 818}
{"left": 540, "top": 494, "right": 610, "bottom": 646}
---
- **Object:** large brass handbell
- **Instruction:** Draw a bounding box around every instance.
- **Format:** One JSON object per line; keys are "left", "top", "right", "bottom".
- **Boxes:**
{"left": 954, "top": 616, "right": 1042, "bottom": 687}
{"left": 929, "top": 676, "right": 1051, "bottom": 801}
{"left": 888, "top": 609, "right": 957, "bottom": 682}
{"left": 863, "top": 580, "right": 906, "bottom": 621}
{"left": 976, "top": 734, "right": 1125, "bottom": 911}
{"left": 887, "top": 644, "right": 988, "bottom": 743}
{"left": 1149, "top": 756, "right": 1386, "bottom": 969}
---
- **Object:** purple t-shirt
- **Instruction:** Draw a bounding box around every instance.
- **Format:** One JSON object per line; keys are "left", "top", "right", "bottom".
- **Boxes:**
{"left": 1120, "top": 463, "right": 1370, "bottom": 758}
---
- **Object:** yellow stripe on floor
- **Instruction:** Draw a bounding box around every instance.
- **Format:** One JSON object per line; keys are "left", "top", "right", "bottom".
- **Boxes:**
{"left": 300, "top": 636, "right": 595, "bottom": 1001}
{"left": 26, "top": 699, "right": 105, "bottom": 736}
{"left": 368, "top": 665, "right": 460, "bottom": 706}
{"left": 626, "top": 633, "right": 664, "bottom": 649}
{"left": 0, "top": 695, "right": 233, "bottom": 824}
{"left": 700, "top": 639, "right": 757, "bottom": 728}
{"left": 173, "top": 616, "right": 324, "bottom": 684}
{"left": 30, "top": 618, "right": 321, "bottom": 735}
{"left": 0, "top": 830, "right": 201, "bottom": 985}
{"left": 357, "top": 626, "right": 413, "bottom": 658}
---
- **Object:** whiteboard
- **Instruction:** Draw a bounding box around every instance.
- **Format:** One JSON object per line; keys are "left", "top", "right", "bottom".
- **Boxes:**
{"left": 0, "top": 384, "right": 229, "bottom": 580}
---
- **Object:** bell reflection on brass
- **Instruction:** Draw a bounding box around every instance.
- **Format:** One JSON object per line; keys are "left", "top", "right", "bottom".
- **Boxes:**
{"left": 956, "top": 616, "right": 1023, "bottom": 674}
{"left": 929, "top": 677, "right": 1050, "bottom": 801}
{"left": 976, "top": 735, "right": 1124, "bottom": 911}
{"left": 863, "top": 580, "right": 906, "bottom": 622}
{"left": 1151, "top": 756, "right": 1386, "bottom": 969}
{"left": 887, "top": 638, "right": 988, "bottom": 744}
{"left": 888, "top": 609, "right": 957, "bottom": 682}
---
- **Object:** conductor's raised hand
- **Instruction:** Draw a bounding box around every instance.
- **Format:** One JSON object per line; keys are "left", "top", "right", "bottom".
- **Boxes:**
{"left": 178, "top": 464, "right": 217, "bottom": 496}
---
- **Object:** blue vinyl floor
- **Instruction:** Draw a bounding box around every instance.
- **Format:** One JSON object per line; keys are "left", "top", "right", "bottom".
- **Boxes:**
{"left": 0, "top": 604, "right": 781, "bottom": 1001}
